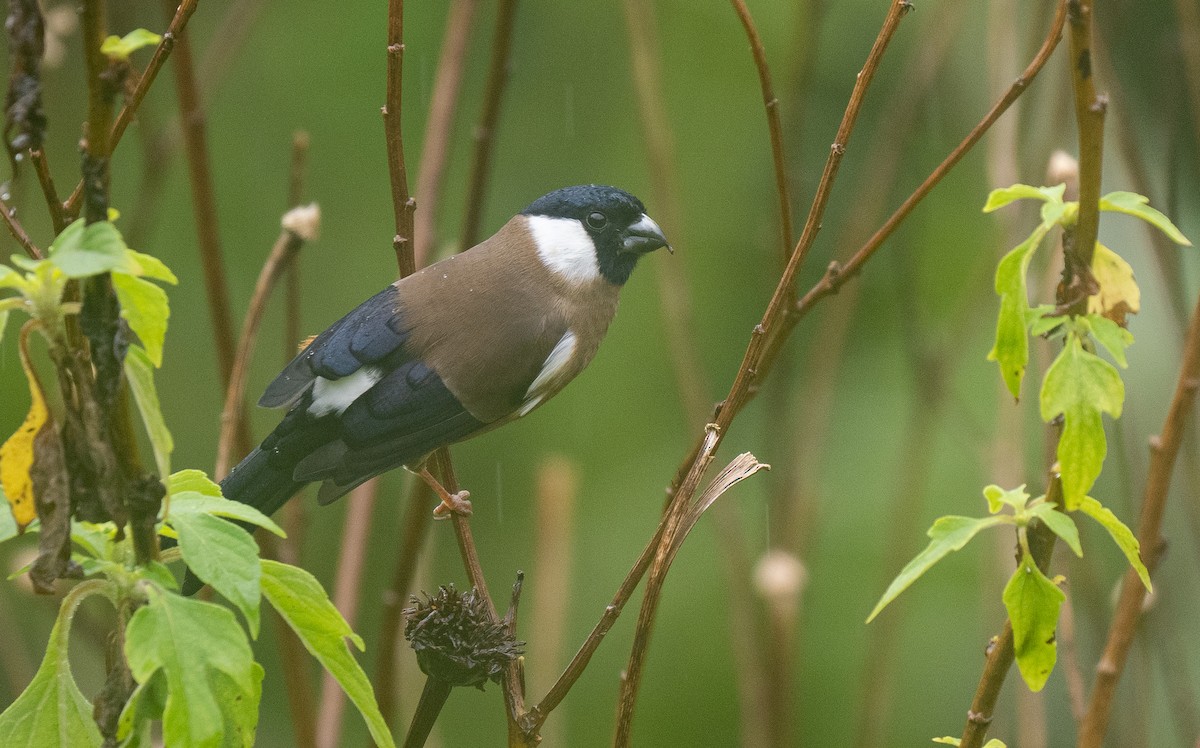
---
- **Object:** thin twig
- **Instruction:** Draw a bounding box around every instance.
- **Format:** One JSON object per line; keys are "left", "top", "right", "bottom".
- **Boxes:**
{"left": 412, "top": 0, "right": 479, "bottom": 269}
{"left": 619, "top": 0, "right": 710, "bottom": 426}
{"left": 612, "top": 4, "right": 912, "bottom": 742}
{"left": 0, "top": 195, "right": 42, "bottom": 259}
{"left": 790, "top": 0, "right": 1068, "bottom": 324}
{"left": 458, "top": 0, "right": 519, "bottom": 250}
{"left": 316, "top": 480, "right": 380, "bottom": 748}
{"left": 729, "top": 0, "right": 794, "bottom": 262}
{"left": 1062, "top": 0, "right": 1105, "bottom": 297}
{"left": 375, "top": 480, "right": 435, "bottom": 731}
{"left": 160, "top": 0, "right": 243, "bottom": 433}
{"left": 959, "top": 482, "right": 1062, "bottom": 748}
{"left": 385, "top": 0, "right": 417, "bottom": 277}
{"left": 620, "top": 2, "right": 769, "bottom": 745}
{"left": 1078, "top": 286, "right": 1200, "bottom": 744}
{"left": 29, "top": 149, "right": 65, "bottom": 234}
{"left": 214, "top": 218, "right": 311, "bottom": 478}
{"left": 63, "top": 0, "right": 198, "bottom": 218}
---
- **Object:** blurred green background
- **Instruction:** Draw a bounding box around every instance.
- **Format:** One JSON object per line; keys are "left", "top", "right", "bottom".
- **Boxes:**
{"left": 2, "top": 0, "right": 1198, "bottom": 745}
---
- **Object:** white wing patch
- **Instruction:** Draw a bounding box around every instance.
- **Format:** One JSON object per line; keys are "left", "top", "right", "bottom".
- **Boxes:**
{"left": 519, "top": 330, "right": 577, "bottom": 416}
{"left": 525, "top": 215, "right": 600, "bottom": 284}
{"left": 308, "top": 367, "right": 383, "bottom": 416}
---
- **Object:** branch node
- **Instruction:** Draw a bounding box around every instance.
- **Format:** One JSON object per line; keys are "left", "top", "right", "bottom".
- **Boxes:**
{"left": 831, "top": 142, "right": 846, "bottom": 155}
{"left": 1090, "top": 93, "right": 1108, "bottom": 113}
{"left": 967, "top": 710, "right": 993, "bottom": 726}
{"left": 388, "top": 42, "right": 404, "bottom": 55}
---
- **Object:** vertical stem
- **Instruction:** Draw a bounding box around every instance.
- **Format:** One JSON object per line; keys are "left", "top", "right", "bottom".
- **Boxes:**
{"left": 162, "top": 0, "right": 241, "bottom": 404}
{"left": 385, "top": 0, "right": 417, "bottom": 277}
{"left": 458, "top": 0, "right": 519, "bottom": 250}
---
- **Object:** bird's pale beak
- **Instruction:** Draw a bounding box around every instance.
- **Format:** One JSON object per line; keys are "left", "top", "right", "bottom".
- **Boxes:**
{"left": 621, "top": 214, "right": 672, "bottom": 255}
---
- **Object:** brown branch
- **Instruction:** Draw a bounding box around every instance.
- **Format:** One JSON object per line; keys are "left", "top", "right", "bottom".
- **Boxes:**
{"left": 458, "top": 0, "right": 519, "bottom": 250}
{"left": 316, "top": 480, "right": 380, "bottom": 748}
{"left": 160, "top": 0, "right": 242, "bottom": 425}
{"left": 1062, "top": 0, "right": 1105, "bottom": 295}
{"left": 729, "top": 0, "right": 794, "bottom": 261}
{"left": 620, "top": 0, "right": 710, "bottom": 426}
{"left": 1077, "top": 286, "right": 1200, "bottom": 744}
{"left": 29, "top": 149, "right": 65, "bottom": 234}
{"left": 63, "top": 0, "right": 198, "bottom": 218}
{"left": 412, "top": 0, "right": 479, "bottom": 268}
{"left": 959, "top": 480, "right": 1063, "bottom": 748}
{"left": 620, "top": 2, "right": 769, "bottom": 745}
{"left": 375, "top": 480, "right": 435, "bottom": 731}
{"left": 385, "top": 0, "right": 417, "bottom": 277}
{"left": 612, "top": 4, "right": 912, "bottom": 743}
{"left": 792, "top": 0, "right": 1068, "bottom": 323}
{"left": 214, "top": 211, "right": 314, "bottom": 478}
{"left": 0, "top": 195, "right": 42, "bottom": 259}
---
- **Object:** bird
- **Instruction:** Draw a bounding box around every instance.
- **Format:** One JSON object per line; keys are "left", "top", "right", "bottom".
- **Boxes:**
{"left": 218, "top": 183, "right": 669, "bottom": 526}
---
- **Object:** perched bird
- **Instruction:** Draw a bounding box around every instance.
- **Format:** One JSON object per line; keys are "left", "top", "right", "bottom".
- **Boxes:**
{"left": 221, "top": 184, "right": 669, "bottom": 521}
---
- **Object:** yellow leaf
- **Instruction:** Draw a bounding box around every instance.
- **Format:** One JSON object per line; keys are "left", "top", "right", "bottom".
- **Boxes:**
{"left": 0, "top": 327, "right": 50, "bottom": 531}
{"left": 1088, "top": 243, "right": 1140, "bottom": 326}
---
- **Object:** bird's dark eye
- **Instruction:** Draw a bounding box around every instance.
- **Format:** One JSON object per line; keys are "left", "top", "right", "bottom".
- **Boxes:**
{"left": 586, "top": 211, "right": 608, "bottom": 230}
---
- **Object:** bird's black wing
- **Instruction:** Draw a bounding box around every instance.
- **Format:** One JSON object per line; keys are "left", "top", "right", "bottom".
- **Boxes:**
{"left": 228, "top": 282, "right": 490, "bottom": 509}
{"left": 259, "top": 283, "right": 410, "bottom": 408}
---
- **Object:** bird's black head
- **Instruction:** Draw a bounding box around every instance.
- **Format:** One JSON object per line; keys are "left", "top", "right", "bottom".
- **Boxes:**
{"left": 521, "top": 185, "right": 670, "bottom": 286}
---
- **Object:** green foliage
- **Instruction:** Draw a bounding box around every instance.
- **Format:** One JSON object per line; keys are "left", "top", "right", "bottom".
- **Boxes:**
{"left": 866, "top": 514, "right": 1011, "bottom": 623}
{"left": 171, "top": 512, "right": 263, "bottom": 637}
{"left": 261, "top": 560, "right": 396, "bottom": 748}
{"left": 125, "top": 345, "right": 173, "bottom": 479}
{"left": 1003, "top": 555, "right": 1065, "bottom": 692}
{"left": 125, "top": 587, "right": 260, "bottom": 747}
{"left": 1040, "top": 331, "right": 1124, "bottom": 509}
{"left": 0, "top": 581, "right": 106, "bottom": 747}
{"left": 1, "top": 213, "right": 392, "bottom": 745}
{"left": 987, "top": 224, "right": 1052, "bottom": 399}
{"left": 100, "top": 29, "right": 163, "bottom": 61}
{"left": 1077, "top": 497, "right": 1151, "bottom": 591}
{"left": 1099, "top": 191, "right": 1192, "bottom": 245}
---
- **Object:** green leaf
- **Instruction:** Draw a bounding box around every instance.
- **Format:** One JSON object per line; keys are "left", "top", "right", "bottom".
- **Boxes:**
{"left": 1077, "top": 496, "right": 1151, "bottom": 591}
{"left": 0, "top": 263, "right": 26, "bottom": 290}
{"left": 48, "top": 220, "right": 137, "bottom": 278}
{"left": 1086, "top": 314, "right": 1133, "bottom": 368}
{"left": 1003, "top": 554, "right": 1065, "bottom": 692}
{"left": 113, "top": 272, "right": 170, "bottom": 367}
{"left": 867, "top": 515, "right": 1012, "bottom": 622}
{"left": 988, "top": 223, "right": 1051, "bottom": 399}
{"left": 100, "top": 29, "right": 163, "bottom": 61}
{"left": 1027, "top": 503, "right": 1082, "bottom": 557}
{"left": 261, "top": 560, "right": 395, "bottom": 748}
{"left": 1026, "top": 305, "right": 1062, "bottom": 337}
{"left": 0, "top": 310, "right": 8, "bottom": 349}
{"left": 137, "top": 560, "right": 180, "bottom": 591}
{"left": 70, "top": 521, "right": 115, "bottom": 559}
{"left": 116, "top": 671, "right": 166, "bottom": 747}
{"left": 0, "top": 580, "right": 106, "bottom": 747}
{"left": 168, "top": 491, "right": 285, "bottom": 537}
{"left": 1040, "top": 333, "right": 1124, "bottom": 509}
{"left": 983, "top": 484, "right": 1029, "bottom": 514}
{"left": 168, "top": 469, "right": 222, "bottom": 497}
{"left": 125, "top": 587, "right": 258, "bottom": 748}
{"left": 983, "top": 183, "right": 1065, "bottom": 212}
{"left": 1099, "top": 191, "right": 1192, "bottom": 245}
{"left": 172, "top": 511, "right": 262, "bottom": 637}
{"left": 126, "top": 249, "right": 178, "bottom": 284}
{"left": 125, "top": 344, "right": 173, "bottom": 478}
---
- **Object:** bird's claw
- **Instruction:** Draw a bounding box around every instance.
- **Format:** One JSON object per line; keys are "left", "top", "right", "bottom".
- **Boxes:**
{"left": 432, "top": 490, "right": 473, "bottom": 519}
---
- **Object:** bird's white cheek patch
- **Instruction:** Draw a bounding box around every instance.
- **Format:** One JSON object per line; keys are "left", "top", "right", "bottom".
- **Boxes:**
{"left": 308, "top": 367, "right": 383, "bottom": 416}
{"left": 520, "top": 330, "right": 577, "bottom": 416}
{"left": 526, "top": 215, "right": 601, "bottom": 284}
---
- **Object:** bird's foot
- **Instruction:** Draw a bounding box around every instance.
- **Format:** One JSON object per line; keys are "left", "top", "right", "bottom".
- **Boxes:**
{"left": 417, "top": 466, "right": 473, "bottom": 519}
{"left": 432, "top": 490, "right": 473, "bottom": 519}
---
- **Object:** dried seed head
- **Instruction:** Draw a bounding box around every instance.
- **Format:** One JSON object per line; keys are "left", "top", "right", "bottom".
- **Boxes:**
{"left": 404, "top": 585, "right": 524, "bottom": 689}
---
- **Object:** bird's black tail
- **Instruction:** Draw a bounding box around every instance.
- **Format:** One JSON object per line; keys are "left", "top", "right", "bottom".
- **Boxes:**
{"left": 179, "top": 447, "right": 304, "bottom": 595}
